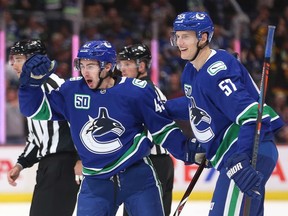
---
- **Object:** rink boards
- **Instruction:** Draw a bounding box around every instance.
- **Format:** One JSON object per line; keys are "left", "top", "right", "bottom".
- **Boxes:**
{"left": 0, "top": 145, "right": 287, "bottom": 202}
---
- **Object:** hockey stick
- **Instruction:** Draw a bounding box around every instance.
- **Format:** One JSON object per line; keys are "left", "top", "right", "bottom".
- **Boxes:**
{"left": 173, "top": 156, "right": 206, "bottom": 216}
{"left": 243, "top": 25, "right": 276, "bottom": 216}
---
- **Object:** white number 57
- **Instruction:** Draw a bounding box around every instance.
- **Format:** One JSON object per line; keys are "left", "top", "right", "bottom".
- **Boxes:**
{"left": 218, "top": 79, "right": 237, "bottom": 96}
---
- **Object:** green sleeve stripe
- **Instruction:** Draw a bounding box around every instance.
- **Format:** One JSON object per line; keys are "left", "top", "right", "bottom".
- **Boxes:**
{"left": 211, "top": 104, "right": 279, "bottom": 168}
{"left": 31, "top": 98, "right": 51, "bottom": 120}
{"left": 210, "top": 123, "right": 239, "bottom": 168}
{"left": 265, "top": 105, "right": 281, "bottom": 118}
{"left": 237, "top": 103, "right": 278, "bottom": 126}
{"left": 152, "top": 122, "right": 179, "bottom": 145}
{"left": 236, "top": 103, "right": 257, "bottom": 125}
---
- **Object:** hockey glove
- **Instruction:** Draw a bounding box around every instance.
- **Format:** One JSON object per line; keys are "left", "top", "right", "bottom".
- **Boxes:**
{"left": 20, "top": 54, "right": 57, "bottom": 87}
{"left": 225, "top": 153, "right": 263, "bottom": 199}
{"left": 185, "top": 137, "right": 206, "bottom": 165}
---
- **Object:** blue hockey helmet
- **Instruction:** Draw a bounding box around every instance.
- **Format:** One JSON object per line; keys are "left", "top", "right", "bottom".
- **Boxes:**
{"left": 171, "top": 12, "right": 214, "bottom": 45}
{"left": 74, "top": 40, "right": 117, "bottom": 71}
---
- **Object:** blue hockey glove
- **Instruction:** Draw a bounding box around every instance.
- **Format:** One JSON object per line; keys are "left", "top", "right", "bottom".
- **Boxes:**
{"left": 185, "top": 138, "right": 206, "bottom": 165}
{"left": 20, "top": 54, "right": 57, "bottom": 87}
{"left": 225, "top": 153, "right": 263, "bottom": 199}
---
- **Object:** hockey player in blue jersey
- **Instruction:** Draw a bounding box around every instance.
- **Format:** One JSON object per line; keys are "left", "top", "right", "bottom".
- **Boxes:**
{"left": 17, "top": 40, "right": 204, "bottom": 216}
{"left": 117, "top": 43, "right": 175, "bottom": 216}
{"left": 166, "top": 11, "right": 284, "bottom": 216}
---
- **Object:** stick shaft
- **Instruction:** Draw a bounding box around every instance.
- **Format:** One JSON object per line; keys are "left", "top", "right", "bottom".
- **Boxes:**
{"left": 243, "top": 25, "right": 276, "bottom": 216}
{"left": 173, "top": 157, "right": 206, "bottom": 216}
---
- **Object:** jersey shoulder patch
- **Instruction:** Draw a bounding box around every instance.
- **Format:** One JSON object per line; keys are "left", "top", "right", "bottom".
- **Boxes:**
{"left": 132, "top": 78, "right": 147, "bottom": 88}
{"left": 207, "top": 61, "right": 227, "bottom": 76}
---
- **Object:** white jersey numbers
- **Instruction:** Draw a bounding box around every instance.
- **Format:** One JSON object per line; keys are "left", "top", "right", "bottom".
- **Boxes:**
{"left": 154, "top": 97, "right": 165, "bottom": 113}
{"left": 218, "top": 78, "right": 237, "bottom": 96}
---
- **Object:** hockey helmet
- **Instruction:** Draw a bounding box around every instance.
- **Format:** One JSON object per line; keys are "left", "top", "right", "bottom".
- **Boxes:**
{"left": 74, "top": 40, "right": 117, "bottom": 71}
{"left": 10, "top": 39, "right": 47, "bottom": 56}
{"left": 118, "top": 44, "right": 151, "bottom": 61}
{"left": 171, "top": 12, "right": 214, "bottom": 45}
{"left": 117, "top": 43, "right": 151, "bottom": 69}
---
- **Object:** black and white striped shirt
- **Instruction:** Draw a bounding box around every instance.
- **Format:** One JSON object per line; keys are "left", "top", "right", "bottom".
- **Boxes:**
{"left": 17, "top": 74, "right": 76, "bottom": 168}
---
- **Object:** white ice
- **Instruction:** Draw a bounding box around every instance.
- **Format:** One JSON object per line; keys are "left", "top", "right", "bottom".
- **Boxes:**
{"left": 0, "top": 201, "right": 287, "bottom": 216}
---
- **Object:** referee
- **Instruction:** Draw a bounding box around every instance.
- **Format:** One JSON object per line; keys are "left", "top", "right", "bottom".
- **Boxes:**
{"left": 7, "top": 39, "right": 80, "bottom": 216}
{"left": 117, "top": 44, "right": 174, "bottom": 216}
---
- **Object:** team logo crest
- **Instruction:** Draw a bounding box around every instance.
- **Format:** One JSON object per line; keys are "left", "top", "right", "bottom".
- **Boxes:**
{"left": 80, "top": 107, "right": 125, "bottom": 154}
{"left": 195, "top": 13, "right": 205, "bottom": 20}
{"left": 189, "top": 97, "right": 214, "bottom": 143}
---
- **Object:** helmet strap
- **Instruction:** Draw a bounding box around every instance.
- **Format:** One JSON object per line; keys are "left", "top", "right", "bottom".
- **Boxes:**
{"left": 135, "top": 60, "right": 147, "bottom": 79}
{"left": 189, "top": 40, "right": 209, "bottom": 62}
{"left": 95, "top": 69, "right": 113, "bottom": 90}
{"left": 136, "top": 72, "right": 142, "bottom": 79}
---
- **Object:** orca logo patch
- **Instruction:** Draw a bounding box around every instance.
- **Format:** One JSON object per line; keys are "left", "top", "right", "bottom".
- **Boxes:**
{"left": 80, "top": 107, "right": 125, "bottom": 154}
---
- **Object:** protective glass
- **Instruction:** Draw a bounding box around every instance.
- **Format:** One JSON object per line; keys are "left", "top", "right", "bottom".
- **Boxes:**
{"left": 170, "top": 32, "right": 177, "bottom": 46}
{"left": 73, "top": 58, "right": 101, "bottom": 72}
{"left": 116, "top": 60, "right": 137, "bottom": 71}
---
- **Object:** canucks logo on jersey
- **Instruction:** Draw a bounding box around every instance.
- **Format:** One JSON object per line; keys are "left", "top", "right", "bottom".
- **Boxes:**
{"left": 80, "top": 107, "right": 125, "bottom": 154}
{"left": 184, "top": 84, "right": 214, "bottom": 143}
{"left": 189, "top": 97, "right": 214, "bottom": 143}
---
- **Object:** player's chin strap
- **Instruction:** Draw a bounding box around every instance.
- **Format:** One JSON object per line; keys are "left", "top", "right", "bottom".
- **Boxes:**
{"left": 189, "top": 40, "right": 209, "bottom": 62}
{"left": 136, "top": 71, "right": 141, "bottom": 79}
{"left": 135, "top": 59, "right": 144, "bottom": 79}
{"left": 94, "top": 69, "right": 113, "bottom": 90}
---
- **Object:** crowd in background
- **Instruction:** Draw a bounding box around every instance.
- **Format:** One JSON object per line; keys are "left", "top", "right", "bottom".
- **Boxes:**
{"left": 1, "top": 0, "right": 287, "bottom": 145}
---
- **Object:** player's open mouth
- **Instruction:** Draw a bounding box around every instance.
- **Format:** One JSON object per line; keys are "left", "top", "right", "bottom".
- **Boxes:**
{"left": 86, "top": 79, "right": 93, "bottom": 86}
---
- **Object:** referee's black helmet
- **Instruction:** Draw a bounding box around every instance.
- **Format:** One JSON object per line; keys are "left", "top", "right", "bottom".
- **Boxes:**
{"left": 118, "top": 44, "right": 151, "bottom": 67}
{"left": 10, "top": 39, "right": 47, "bottom": 56}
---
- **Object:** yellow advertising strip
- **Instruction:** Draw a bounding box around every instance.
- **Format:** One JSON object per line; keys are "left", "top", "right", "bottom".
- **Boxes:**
{"left": 173, "top": 191, "right": 288, "bottom": 201}
{"left": 0, "top": 194, "right": 32, "bottom": 202}
{"left": 0, "top": 192, "right": 288, "bottom": 203}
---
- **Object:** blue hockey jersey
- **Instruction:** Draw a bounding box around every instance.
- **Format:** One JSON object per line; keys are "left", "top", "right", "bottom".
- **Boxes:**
{"left": 19, "top": 76, "right": 189, "bottom": 179}
{"left": 165, "top": 49, "right": 284, "bottom": 170}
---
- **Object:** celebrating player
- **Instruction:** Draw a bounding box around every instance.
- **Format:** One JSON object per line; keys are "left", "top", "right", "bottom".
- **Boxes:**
{"left": 16, "top": 40, "right": 204, "bottom": 216}
{"left": 165, "top": 11, "right": 284, "bottom": 215}
{"left": 7, "top": 39, "right": 80, "bottom": 216}
{"left": 117, "top": 43, "right": 174, "bottom": 216}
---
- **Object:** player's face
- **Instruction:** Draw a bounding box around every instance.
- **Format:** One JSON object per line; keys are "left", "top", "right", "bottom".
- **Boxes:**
{"left": 9, "top": 54, "right": 27, "bottom": 78}
{"left": 117, "top": 60, "right": 138, "bottom": 78}
{"left": 79, "top": 59, "right": 102, "bottom": 89}
{"left": 175, "top": 31, "right": 199, "bottom": 60}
